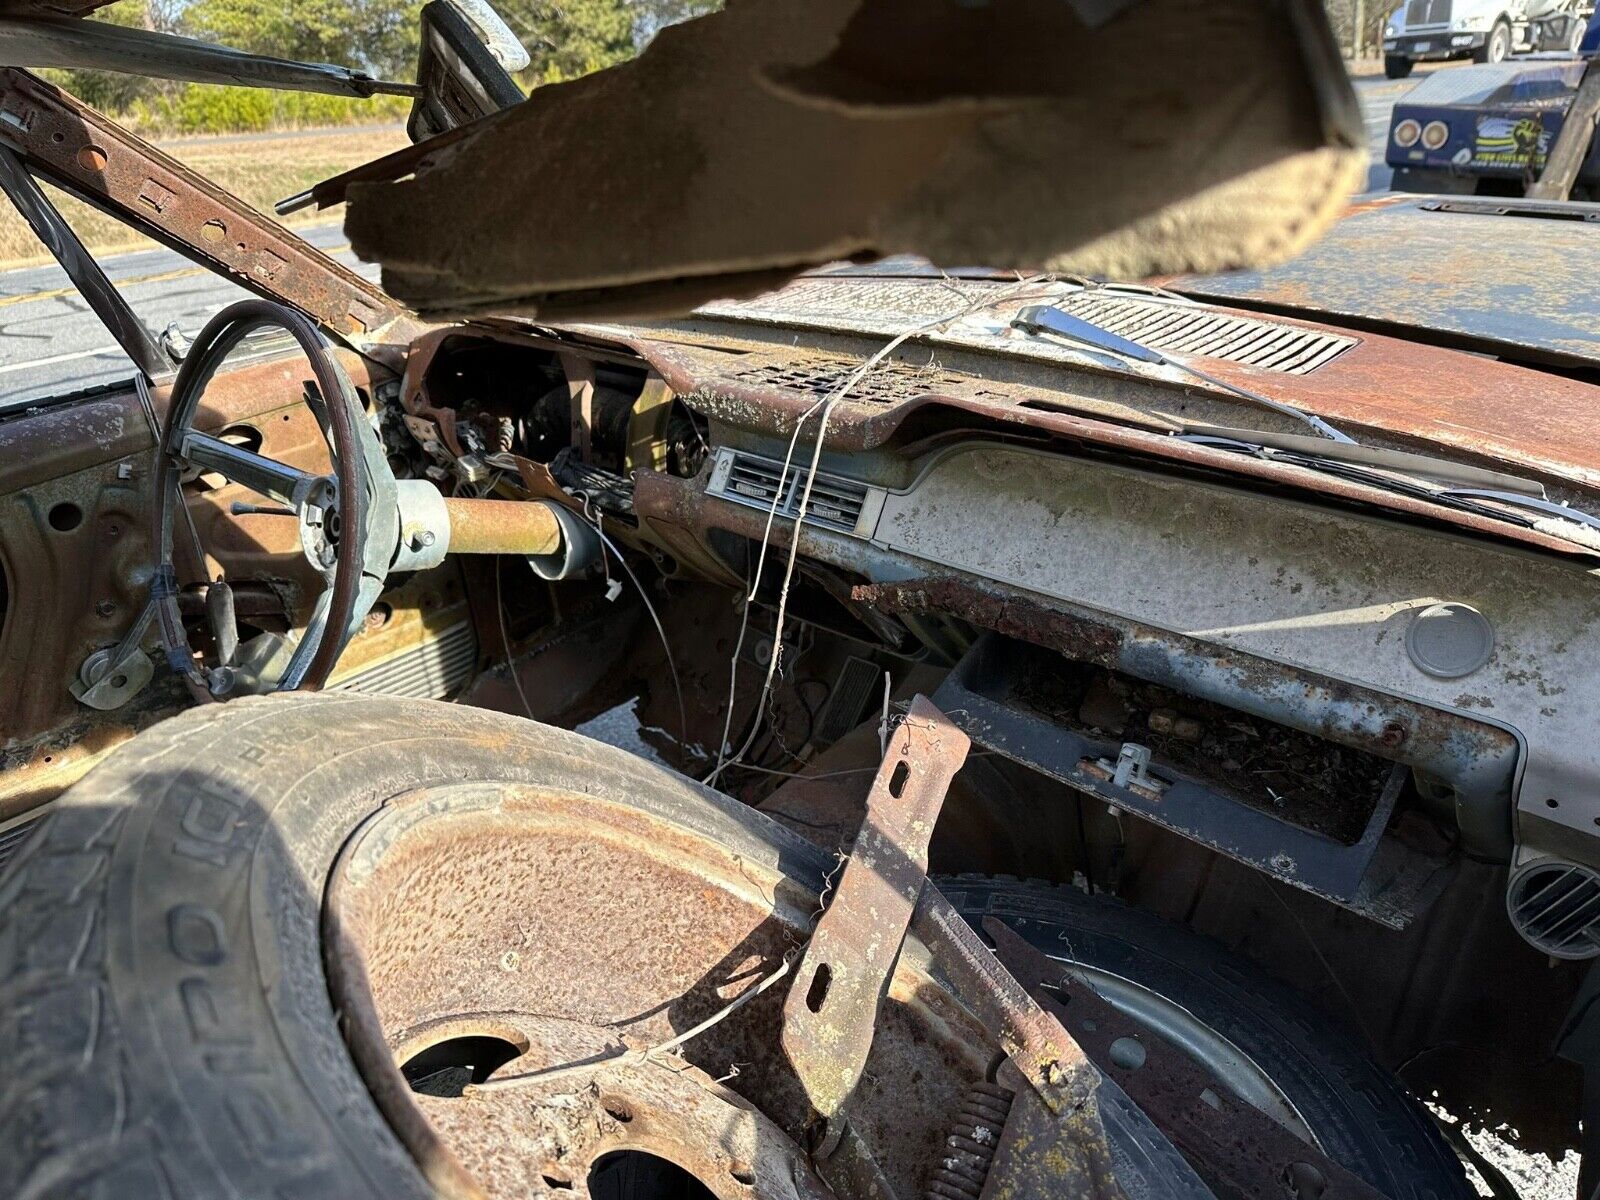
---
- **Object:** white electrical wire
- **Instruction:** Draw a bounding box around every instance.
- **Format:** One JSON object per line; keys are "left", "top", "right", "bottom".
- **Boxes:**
{"left": 704, "top": 274, "right": 1060, "bottom": 788}
{"left": 585, "top": 505, "right": 693, "bottom": 769}
{"left": 470, "top": 942, "right": 803, "bottom": 1093}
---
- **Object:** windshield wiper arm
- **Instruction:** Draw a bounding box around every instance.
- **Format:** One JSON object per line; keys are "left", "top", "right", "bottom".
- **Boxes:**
{"left": 1177, "top": 422, "right": 1546, "bottom": 497}
{"left": 1012, "top": 304, "right": 1355, "bottom": 443}
{"left": 1190, "top": 435, "right": 1600, "bottom": 547}
{"left": 1436, "top": 488, "right": 1600, "bottom": 533}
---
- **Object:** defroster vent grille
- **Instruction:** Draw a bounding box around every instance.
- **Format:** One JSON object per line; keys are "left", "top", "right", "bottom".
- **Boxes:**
{"left": 1053, "top": 292, "right": 1356, "bottom": 375}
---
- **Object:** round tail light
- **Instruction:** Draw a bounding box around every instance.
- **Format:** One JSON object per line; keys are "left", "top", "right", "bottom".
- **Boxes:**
{"left": 1393, "top": 118, "right": 1422, "bottom": 148}
{"left": 1421, "top": 120, "right": 1450, "bottom": 150}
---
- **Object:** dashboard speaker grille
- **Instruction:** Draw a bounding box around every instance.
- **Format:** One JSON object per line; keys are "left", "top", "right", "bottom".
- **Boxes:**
{"left": 730, "top": 357, "right": 969, "bottom": 404}
{"left": 1508, "top": 859, "right": 1600, "bottom": 959}
{"left": 1052, "top": 293, "right": 1356, "bottom": 375}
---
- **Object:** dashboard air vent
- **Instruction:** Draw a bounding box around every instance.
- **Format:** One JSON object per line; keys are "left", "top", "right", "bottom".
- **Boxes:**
{"left": 1508, "top": 858, "right": 1600, "bottom": 959}
{"left": 1053, "top": 293, "right": 1356, "bottom": 375}
{"left": 707, "top": 449, "right": 885, "bottom": 537}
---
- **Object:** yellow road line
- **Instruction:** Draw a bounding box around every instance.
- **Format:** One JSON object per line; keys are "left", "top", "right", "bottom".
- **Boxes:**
{"left": 0, "top": 243, "right": 355, "bottom": 309}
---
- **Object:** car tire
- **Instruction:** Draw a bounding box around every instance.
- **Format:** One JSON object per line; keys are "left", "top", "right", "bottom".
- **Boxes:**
{"left": 1474, "top": 20, "right": 1513, "bottom": 62}
{"left": 0, "top": 693, "right": 839, "bottom": 1200}
{"left": 938, "top": 876, "right": 1474, "bottom": 1200}
{"left": 1386, "top": 54, "right": 1416, "bottom": 79}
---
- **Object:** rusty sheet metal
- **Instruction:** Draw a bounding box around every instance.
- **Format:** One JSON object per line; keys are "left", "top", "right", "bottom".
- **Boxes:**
{"left": 626, "top": 397, "right": 1596, "bottom": 569}
{"left": 324, "top": 778, "right": 995, "bottom": 1199}
{"left": 986, "top": 918, "right": 1388, "bottom": 1200}
{"left": 0, "top": 719, "right": 134, "bottom": 823}
{"left": 640, "top": 471, "right": 1524, "bottom": 820}
{"left": 592, "top": 275, "right": 1600, "bottom": 496}
{"left": 911, "top": 889, "right": 1098, "bottom": 1116}
{"left": 1178, "top": 331, "right": 1600, "bottom": 497}
{"left": 606, "top": 329, "right": 1600, "bottom": 559}
{"left": 0, "top": 349, "right": 388, "bottom": 747}
{"left": 977, "top": 1065, "right": 1126, "bottom": 1200}
{"left": 0, "top": 69, "right": 412, "bottom": 338}
{"left": 848, "top": 575, "right": 1519, "bottom": 796}
{"left": 659, "top": 270, "right": 1600, "bottom": 491}
{"left": 782, "top": 695, "right": 970, "bottom": 1119}
{"left": 1167, "top": 195, "right": 1600, "bottom": 369}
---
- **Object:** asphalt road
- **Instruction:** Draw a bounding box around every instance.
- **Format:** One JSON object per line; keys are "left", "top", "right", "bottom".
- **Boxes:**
{"left": 0, "top": 219, "right": 375, "bottom": 411}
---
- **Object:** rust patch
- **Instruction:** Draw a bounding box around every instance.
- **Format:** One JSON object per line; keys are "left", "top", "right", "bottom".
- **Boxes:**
{"left": 781, "top": 696, "right": 969, "bottom": 1119}
{"left": 852, "top": 577, "right": 1124, "bottom": 668}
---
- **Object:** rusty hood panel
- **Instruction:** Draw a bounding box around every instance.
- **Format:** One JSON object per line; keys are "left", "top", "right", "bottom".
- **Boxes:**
{"left": 1166, "top": 194, "right": 1600, "bottom": 370}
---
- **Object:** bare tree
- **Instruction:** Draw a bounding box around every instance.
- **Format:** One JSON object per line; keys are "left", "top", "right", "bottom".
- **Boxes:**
{"left": 1325, "top": 0, "right": 1391, "bottom": 59}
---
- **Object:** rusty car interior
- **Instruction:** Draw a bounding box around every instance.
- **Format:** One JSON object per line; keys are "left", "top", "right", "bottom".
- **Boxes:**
{"left": 1, "top": 1, "right": 1599, "bottom": 1199}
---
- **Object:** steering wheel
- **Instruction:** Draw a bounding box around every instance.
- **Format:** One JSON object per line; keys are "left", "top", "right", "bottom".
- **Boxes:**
{"left": 152, "top": 300, "right": 400, "bottom": 698}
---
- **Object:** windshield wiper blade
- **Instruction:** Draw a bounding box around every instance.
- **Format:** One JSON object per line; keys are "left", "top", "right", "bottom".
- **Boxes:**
{"left": 1177, "top": 422, "right": 1546, "bottom": 497}
{"left": 1190, "top": 435, "right": 1600, "bottom": 547}
{"left": 1012, "top": 304, "right": 1355, "bottom": 443}
{"left": 1436, "top": 488, "right": 1600, "bottom": 533}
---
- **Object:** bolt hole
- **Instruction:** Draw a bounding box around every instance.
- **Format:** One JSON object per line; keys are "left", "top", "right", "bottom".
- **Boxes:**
{"left": 588, "top": 1151, "right": 715, "bottom": 1200}
{"left": 888, "top": 761, "right": 911, "bottom": 798}
{"left": 601, "top": 1097, "right": 634, "bottom": 1124}
{"left": 730, "top": 1165, "right": 756, "bottom": 1187}
{"left": 1108, "top": 1036, "right": 1146, "bottom": 1071}
{"left": 109, "top": 675, "right": 127, "bottom": 689}
{"left": 48, "top": 502, "right": 82, "bottom": 532}
{"left": 50, "top": 131, "right": 64, "bottom": 143}
{"left": 217, "top": 424, "right": 263, "bottom": 455}
{"left": 1547, "top": 798, "right": 1561, "bottom": 809}
{"left": 805, "top": 962, "right": 833, "bottom": 1013}
{"left": 399, "top": 1035, "right": 522, "bottom": 1097}
{"left": 42, "top": 756, "right": 52, "bottom": 764}
{"left": 1284, "top": 1161, "right": 1327, "bottom": 1200}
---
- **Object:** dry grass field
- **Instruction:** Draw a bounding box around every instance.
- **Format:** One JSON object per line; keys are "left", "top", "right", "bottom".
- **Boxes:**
{"left": 0, "top": 125, "right": 410, "bottom": 266}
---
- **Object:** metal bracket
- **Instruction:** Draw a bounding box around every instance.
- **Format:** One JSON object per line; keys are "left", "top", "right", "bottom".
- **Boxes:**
{"left": 781, "top": 695, "right": 970, "bottom": 1119}
{"left": 932, "top": 633, "right": 1408, "bottom": 906}
{"left": 560, "top": 352, "right": 598, "bottom": 465}
{"left": 70, "top": 595, "right": 158, "bottom": 711}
